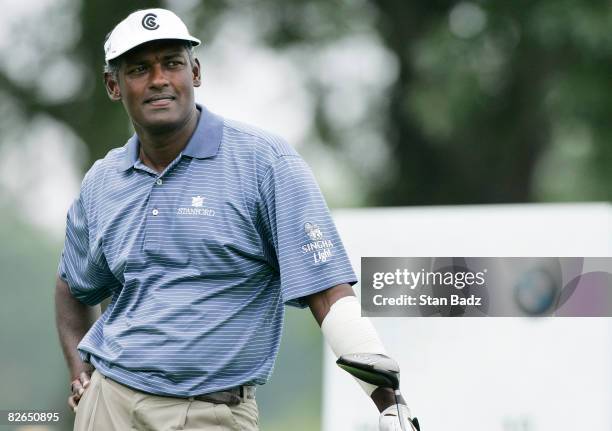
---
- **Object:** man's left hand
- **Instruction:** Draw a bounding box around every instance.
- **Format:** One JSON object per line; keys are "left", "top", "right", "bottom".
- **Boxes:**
{"left": 379, "top": 404, "right": 419, "bottom": 431}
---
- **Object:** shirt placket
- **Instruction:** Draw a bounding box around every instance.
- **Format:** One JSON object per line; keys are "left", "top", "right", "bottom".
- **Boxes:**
{"left": 135, "top": 155, "right": 184, "bottom": 252}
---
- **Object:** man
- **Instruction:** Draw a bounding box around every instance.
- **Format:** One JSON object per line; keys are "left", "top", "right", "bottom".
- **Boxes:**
{"left": 55, "top": 8, "right": 418, "bottom": 431}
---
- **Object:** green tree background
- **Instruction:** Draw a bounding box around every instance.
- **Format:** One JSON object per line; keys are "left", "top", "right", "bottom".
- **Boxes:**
{"left": 1, "top": 0, "right": 611, "bottom": 429}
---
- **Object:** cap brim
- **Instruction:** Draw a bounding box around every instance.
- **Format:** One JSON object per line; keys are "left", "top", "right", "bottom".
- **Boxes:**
{"left": 105, "top": 35, "right": 201, "bottom": 62}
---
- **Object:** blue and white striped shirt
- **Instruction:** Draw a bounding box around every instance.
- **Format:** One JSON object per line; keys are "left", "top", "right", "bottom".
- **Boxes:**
{"left": 58, "top": 105, "right": 357, "bottom": 397}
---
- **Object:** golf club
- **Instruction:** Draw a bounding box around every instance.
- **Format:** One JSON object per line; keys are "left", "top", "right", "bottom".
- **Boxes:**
{"left": 337, "top": 353, "right": 420, "bottom": 431}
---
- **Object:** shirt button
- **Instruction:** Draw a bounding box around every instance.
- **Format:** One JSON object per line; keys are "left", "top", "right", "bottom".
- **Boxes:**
{"left": 156, "top": 178, "right": 163, "bottom": 186}
{"left": 152, "top": 209, "right": 159, "bottom": 216}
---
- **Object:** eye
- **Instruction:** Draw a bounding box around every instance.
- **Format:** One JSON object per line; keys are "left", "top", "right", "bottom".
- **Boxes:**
{"left": 167, "top": 59, "right": 184, "bottom": 68}
{"left": 128, "top": 65, "right": 147, "bottom": 75}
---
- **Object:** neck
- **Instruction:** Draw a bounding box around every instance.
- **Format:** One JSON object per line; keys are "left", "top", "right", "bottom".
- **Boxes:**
{"left": 135, "top": 107, "right": 199, "bottom": 173}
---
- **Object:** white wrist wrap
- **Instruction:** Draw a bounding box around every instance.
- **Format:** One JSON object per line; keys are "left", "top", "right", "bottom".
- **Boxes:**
{"left": 321, "top": 296, "right": 387, "bottom": 396}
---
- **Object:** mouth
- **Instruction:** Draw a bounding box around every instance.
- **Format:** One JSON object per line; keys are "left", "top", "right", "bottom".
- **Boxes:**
{"left": 144, "top": 94, "right": 176, "bottom": 106}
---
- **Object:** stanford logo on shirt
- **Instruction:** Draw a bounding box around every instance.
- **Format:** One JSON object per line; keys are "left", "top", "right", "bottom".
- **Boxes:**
{"left": 192, "top": 196, "right": 204, "bottom": 207}
{"left": 177, "top": 196, "right": 215, "bottom": 216}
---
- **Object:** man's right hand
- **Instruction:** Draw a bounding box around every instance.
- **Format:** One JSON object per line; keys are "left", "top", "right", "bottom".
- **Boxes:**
{"left": 68, "top": 370, "right": 93, "bottom": 413}
{"left": 55, "top": 276, "right": 100, "bottom": 414}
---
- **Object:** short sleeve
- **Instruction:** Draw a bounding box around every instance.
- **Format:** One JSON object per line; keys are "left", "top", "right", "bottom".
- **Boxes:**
{"left": 58, "top": 191, "right": 119, "bottom": 305}
{"left": 258, "top": 155, "right": 357, "bottom": 308}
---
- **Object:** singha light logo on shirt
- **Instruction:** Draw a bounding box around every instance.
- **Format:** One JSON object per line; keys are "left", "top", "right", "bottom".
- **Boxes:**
{"left": 304, "top": 222, "right": 323, "bottom": 241}
{"left": 177, "top": 196, "right": 215, "bottom": 216}
{"left": 302, "top": 222, "right": 333, "bottom": 264}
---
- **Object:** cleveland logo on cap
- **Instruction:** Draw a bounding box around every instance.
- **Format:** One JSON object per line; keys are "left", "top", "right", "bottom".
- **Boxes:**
{"left": 104, "top": 8, "right": 201, "bottom": 62}
{"left": 141, "top": 13, "right": 159, "bottom": 30}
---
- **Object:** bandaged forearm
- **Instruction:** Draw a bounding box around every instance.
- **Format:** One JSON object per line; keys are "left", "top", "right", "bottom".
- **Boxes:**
{"left": 321, "top": 295, "right": 387, "bottom": 396}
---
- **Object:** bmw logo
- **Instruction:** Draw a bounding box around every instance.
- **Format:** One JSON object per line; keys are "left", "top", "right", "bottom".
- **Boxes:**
{"left": 514, "top": 268, "right": 557, "bottom": 315}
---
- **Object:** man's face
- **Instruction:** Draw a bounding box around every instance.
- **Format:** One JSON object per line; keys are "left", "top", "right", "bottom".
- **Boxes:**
{"left": 104, "top": 40, "right": 201, "bottom": 133}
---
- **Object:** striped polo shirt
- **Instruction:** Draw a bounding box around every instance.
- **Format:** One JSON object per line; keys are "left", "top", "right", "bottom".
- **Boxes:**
{"left": 58, "top": 105, "right": 357, "bottom": 397}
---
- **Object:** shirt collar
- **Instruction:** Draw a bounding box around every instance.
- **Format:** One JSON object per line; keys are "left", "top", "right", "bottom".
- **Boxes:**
{"left": 118, "top": 104, "right": 224, "bottom": 172}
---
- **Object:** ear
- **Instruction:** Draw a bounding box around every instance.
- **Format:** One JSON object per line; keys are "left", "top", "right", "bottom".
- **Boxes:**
{"left": 104, "top": 72, "right": 121, "bottom": 101}
{"left": 192, "top": 58, "right": 202, "bottom": 87}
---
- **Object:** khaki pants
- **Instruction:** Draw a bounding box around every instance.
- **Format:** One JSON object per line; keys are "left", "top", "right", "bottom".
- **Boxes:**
{"left": 74, "top": 370, "right": 259, "bottom": 431}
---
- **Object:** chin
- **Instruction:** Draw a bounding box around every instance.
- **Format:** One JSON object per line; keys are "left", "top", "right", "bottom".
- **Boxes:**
{"left": 139, "top": 110, "right": 184, "bottom": 131}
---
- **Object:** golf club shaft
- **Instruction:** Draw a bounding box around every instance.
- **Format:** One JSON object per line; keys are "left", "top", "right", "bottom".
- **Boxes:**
{"left": 395, "top": 390, "right": 408, "bottom": 431}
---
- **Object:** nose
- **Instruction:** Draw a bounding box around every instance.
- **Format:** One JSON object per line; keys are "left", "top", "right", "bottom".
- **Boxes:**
{"left": 149, "top": 63, "right": 169, "bottom": 88}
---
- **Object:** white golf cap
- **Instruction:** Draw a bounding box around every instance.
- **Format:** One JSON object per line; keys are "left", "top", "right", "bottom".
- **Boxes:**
{"left": 104, "top": 8, "right": 201, "bottom": 62}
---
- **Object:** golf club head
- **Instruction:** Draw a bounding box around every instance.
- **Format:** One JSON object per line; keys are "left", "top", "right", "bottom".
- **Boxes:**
{"left": 336, "top": 353, "right": 400, "bottom": 390}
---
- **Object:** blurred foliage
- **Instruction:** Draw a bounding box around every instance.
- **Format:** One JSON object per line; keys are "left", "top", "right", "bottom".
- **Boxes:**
{"left": 0, "top": 206, "right": 72, "bottom": 430}
{"left": 2, "top": 0, "right": 612, "bottom": 204}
